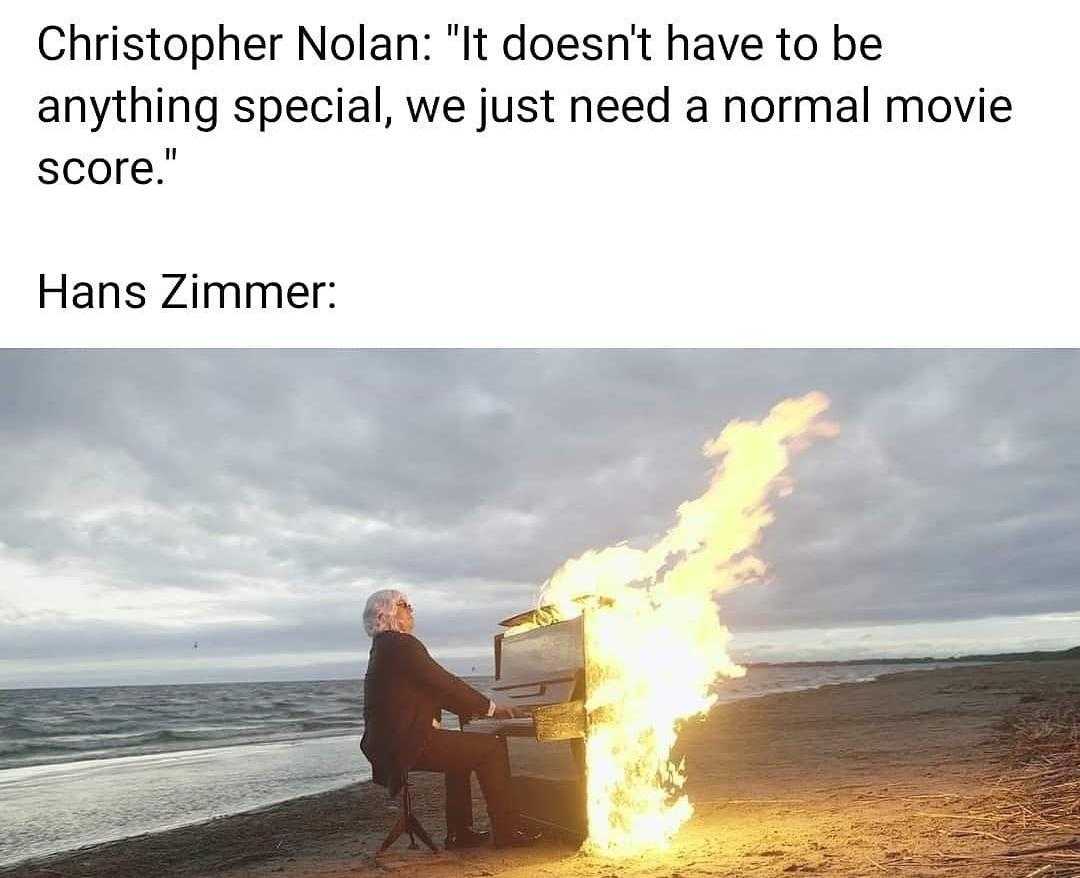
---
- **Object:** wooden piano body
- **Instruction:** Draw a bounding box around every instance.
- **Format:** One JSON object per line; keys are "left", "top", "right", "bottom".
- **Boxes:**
{"left": 463, "top": 608, "right": 591, "bottom": 842}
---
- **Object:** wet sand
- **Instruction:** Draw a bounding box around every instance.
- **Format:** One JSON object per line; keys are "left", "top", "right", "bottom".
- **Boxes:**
{"left": 5, "top": 660, "right": 1079, "bottom": 878}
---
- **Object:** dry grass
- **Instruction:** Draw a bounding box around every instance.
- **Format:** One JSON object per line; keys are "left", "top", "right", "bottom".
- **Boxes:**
{"left": 883, "top": 696, "right": 1080, "bottom": 876}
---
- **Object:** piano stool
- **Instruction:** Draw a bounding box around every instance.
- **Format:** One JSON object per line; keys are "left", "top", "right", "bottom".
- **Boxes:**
{"left": 377, "top": 774, "right": 439, "bottom": 855}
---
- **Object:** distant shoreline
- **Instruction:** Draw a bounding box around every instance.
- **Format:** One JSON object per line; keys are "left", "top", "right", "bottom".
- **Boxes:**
{"left": 4, "top": 644, "right": 1077, "bottom": 693}
{"left": 745, "top": 643, "right": 1080, "bottom": 669}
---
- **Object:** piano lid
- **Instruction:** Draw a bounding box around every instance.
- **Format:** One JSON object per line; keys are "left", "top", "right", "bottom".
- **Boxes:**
{"left": 498, "top": 596, "right": 613, "bottom": 629}
{"left": 498, "top": 605, "right": 556, "bottom": 628}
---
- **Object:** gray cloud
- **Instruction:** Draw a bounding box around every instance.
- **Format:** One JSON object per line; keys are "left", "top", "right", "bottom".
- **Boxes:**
{"left": 1, "top": 350, "right": 1078, "bottom": 684}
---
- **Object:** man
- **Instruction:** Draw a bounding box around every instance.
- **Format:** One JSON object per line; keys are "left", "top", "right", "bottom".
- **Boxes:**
{"left": 360, "top": 589, "right": 542, "bottom": 849}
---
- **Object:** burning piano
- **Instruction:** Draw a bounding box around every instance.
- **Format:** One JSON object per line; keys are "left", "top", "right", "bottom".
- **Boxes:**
{"left": 460, "top": 393, "right": 835, "bottom": 854}
{"left": 463, "top": 602, "right": 601, "bottom": 842}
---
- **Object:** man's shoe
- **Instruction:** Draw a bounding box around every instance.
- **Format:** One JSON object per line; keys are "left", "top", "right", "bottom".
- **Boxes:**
{"left": 494, "top": 827, "right": 542, "bottom": 848}
{"left": 445, "top": 828, "right": 490, "bottom": 850}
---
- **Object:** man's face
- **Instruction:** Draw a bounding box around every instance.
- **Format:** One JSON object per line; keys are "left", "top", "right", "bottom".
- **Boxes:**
{"left": 395, "top": 598, "right": 415, "bottom": 634}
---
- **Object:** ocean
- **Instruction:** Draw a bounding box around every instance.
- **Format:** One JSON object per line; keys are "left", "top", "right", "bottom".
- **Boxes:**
{"left": 0, "top": 663, "right": 952, "bottom": 866}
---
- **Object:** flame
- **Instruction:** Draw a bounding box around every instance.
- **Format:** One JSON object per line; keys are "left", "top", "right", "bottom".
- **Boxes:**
{"left": 511, "top": 392, "right": 837, "bottom": 855}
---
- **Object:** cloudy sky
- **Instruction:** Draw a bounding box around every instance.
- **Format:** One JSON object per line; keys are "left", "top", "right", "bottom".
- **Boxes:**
{"left": 1, "top": 350, "right": 1078, "bottom": 688}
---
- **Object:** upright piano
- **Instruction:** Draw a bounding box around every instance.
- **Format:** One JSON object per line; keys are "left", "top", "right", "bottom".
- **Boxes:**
{"left": 463, "top": 606, "right": 592, "bottom": 841}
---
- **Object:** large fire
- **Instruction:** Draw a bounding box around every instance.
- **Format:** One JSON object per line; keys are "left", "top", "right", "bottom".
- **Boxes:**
{"left": 508, "top": 392, "right": 837, "bottom": 855}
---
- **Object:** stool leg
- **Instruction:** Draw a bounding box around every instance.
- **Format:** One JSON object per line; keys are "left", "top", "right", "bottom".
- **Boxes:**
{"left": 378, "top": 779, "right": 439, "bottom": 855}
{"left": 406, "top": 812, "right": 439, "bottom": 853}
{"left": 404, "top": 784, "right": 419, "bottom": 849}
{"left": 378, "top": 812, "right": 408, "bottom": 853}
{"left": 404, "top": 782, "right": 439, "bottom": 852}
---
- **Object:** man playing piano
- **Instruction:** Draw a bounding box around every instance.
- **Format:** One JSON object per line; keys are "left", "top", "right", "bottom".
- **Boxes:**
{"left": 360, "top": 589, "right": 542, "bottom": 849}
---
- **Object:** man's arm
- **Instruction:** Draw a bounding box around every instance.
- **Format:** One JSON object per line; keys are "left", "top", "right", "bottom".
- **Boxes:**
{"left": 399, "top": 635, "right": 493, "bottom": 718}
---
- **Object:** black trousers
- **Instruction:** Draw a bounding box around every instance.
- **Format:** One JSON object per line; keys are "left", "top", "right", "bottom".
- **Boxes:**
{"left": 412, "top": 728, "right": 517, "bottom": 841}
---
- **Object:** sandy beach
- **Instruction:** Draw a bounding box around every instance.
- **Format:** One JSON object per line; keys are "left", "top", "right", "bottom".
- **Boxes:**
{"left": 5, "top": 660, "right": 1079, "bottom": 878}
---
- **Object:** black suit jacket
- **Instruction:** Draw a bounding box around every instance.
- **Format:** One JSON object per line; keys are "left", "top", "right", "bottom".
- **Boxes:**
{"left": 360, "top": 631, "right": 491, "bottom": 795}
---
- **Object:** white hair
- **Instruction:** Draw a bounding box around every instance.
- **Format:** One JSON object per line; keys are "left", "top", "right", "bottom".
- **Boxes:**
{"left": 363, "top": 589, "right": 408, "bottom": 637}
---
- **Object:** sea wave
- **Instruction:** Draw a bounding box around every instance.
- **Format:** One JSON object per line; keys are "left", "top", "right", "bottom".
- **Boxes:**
{"left": 0, "top": 679, "right": 369, "bottom": 771}
{"left": 0, "top": 739, "right": 90, "bottom": 759}
{"left": 299, "top": 720, "right": 357, "bottom": 733}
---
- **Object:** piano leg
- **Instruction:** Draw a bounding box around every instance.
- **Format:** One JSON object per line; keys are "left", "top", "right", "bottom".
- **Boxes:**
{"left": 570, "top": 737, "right": 586, "bottom": 778}
{"left": 570, "top": 737, "right": 587, "bottom": 839}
